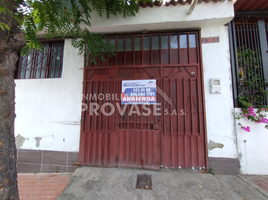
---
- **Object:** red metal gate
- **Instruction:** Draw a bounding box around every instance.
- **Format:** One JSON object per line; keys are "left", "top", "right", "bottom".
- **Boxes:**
{"left": 79, "top": 31, "right": 208, "bottom": 170}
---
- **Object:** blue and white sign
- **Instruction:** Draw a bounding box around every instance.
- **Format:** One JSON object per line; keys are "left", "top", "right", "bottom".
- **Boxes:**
{"left": 121, "top": 79, "right": 156, "bottom": 104}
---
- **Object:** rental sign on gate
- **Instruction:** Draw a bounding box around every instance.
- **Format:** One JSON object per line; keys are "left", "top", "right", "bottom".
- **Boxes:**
{"left": 121, "top": 80, "right": 156, "bottom": 104}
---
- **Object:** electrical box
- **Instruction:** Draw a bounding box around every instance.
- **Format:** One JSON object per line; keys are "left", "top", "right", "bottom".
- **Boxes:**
{"left": 209, "top": 78, "right": 221, "bottom": 94}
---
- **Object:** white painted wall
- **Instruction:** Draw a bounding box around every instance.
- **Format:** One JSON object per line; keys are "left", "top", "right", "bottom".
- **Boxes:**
{"left": 201, "top": 25, "right": 237, "bottom": 159}
{"left": 15, "top": 39, "right": 84, "bottom": 152}
{"left": 235, "top": 108, "right": 268, "bottom": 174}
{"left": 86, "top": 1, "right": 234, "bottom": 34}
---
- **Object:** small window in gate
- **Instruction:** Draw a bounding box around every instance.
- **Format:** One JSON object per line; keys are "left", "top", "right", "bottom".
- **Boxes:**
{"left": 143, "top": 36, "right": 151, "bottom": 51}
{"left": 179, "top": 34, "right": 188, "bottom": 49}
{"left": 117, "top": 37, "right": 124, "bottom": 52}
{"left": 189, "top": 34, "right": 197, "bottom": 48}
{"left": 161, "top": 35, "right": 169, "bottom": 49}
{"left": 170, "top": 35, "right": 178, "bottom": 49}
{"left": 152, "top": 36, "right": 160, "bottom": 50}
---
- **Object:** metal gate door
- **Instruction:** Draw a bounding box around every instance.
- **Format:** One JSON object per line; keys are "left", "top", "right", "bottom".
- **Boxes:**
{"left": 79, "top": 31, "right": 207, "bottom": 170}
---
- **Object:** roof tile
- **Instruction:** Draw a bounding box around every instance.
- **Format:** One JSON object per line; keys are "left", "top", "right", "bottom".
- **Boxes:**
{"left": 139, "top": 0, "right": 225, "bottom": 8}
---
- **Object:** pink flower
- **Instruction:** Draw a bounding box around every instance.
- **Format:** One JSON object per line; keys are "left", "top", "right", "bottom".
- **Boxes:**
{"left": 260, "top": 118, "right": 268, "bottom": 124}
{"left": 248, "top": 106, "right": 256, "bottom": 116}
{"left": 261, "top": 108, "right": 266, "bottom": 111}
{"left": 243, "top": 113, "right": 249, "bottom": 117}
{"left": 242, "top": 126, "right": 250, "bottom": 132}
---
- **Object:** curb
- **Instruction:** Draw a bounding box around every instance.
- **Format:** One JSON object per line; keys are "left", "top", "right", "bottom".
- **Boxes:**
{"left": 237, "top": 175, "right": 268, "bottom": 198}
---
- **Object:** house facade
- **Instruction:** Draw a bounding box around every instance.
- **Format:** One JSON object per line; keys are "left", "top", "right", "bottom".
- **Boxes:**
{"left": 15, "top": 0, "right": 240, "bottom": 174}
{"left": 230, "top": 0, "right": 268, "bottom": 175}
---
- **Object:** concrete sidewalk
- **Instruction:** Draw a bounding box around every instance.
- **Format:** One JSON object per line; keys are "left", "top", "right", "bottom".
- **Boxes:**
{"left": 58, "top": 167, "right": 268, "bottom": 200}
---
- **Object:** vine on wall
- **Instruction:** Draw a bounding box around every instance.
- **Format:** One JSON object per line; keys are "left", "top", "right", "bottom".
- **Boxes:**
{"left": 236, "top": 48, "right": 268, "bottom": 132}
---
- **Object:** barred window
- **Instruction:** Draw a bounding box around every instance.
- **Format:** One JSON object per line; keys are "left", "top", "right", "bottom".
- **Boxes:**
{"left": 17, "top": 41, "right": 64, "bottom": 79}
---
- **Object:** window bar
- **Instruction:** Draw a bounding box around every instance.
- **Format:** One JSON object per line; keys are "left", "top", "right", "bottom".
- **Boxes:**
{"left": 23, "top": 53, "right": 29, "bottom": 79}
{"left": 253, "top": 25, "right": 263, "bottom": 105}
{"left": 230, "top": 21, "right": 240, "bottom": 107}
{"left": 239, "top": 24, "right": 246, "bottom": 94}
{"left": 244, "top": 18, "right": 251, "bottom": 97}
{"left": 107, "top": 38, "right": 109, "bottom": 67}
{"left": 17, "top": 56, "right": 23, "bottom": 79}
{"left": 33, "top": 49, "right": 39, "bottom": 78}
{"left": 194, "top": 33, "right": 198, "bottom": 64}
{"left": 160, "top": 35, "right": 162, "bottom": 64}
{"left": 45, "top": 44, "right": 52, "bottom": 78}
{"left": 242, "top": 19, "right": 249, "bottom": 93}
{"left": 124, "top": 37, "right": 126, "bottom": 66}
{"left": 53, "top": 43, "right": 59, "bottom": 78}
{"left": 142, "top": 35, "right": 144, "bottom": 66}
{"left": 249, "top": 24, "right": 257, "bottom": 99}
{"left": 195, "top": 34, "right": 202, "bottom": 135}
{"left": 58, "top": 43, "right": 64, "bottom": 78}
{"left": 115, "top": 37, "right": 118, "bottom": 66}
{"left": 29, "top": 49, "right": 35, "bottom": 79}
{"left": 89, "top": 45, "right": 92, "bottom": 67}
{"left": 39, "top": 46, "right": 45, "bottom": 78}
{"left": 255, "top": 24, "right": 266, "bottom": 105}
{"left": 187, "top": 33, "right": 190, "bottom": 64}
{"left": 169, "top": 34, "right": 171, "bottom": 65}
{"left": 178, "top": 34, "right": 181, "bottom": 64}
{"left": 236, "top": 25, "right": 242, "bottom": 96}
{"left": 150, "top": 35, "right": 153, "bottom": 65}
{"left": 133, "top": 36, "right": 135, "bottom": 66}
{"left": 97, "top": 48, "right": 100, "bottom": 67}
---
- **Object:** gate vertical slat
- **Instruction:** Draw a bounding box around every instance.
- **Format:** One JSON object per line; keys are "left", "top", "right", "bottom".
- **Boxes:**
{"left": 169, "top": 79, "right": 173, "bottom": 167}
{"left": 190, "top": 78, "right": 194, "bottom": 135}
{"left": 183, "top": 78, "right": 186, "bottom": 134}
{"left": 197, "top": 77, "right": 202, "bottom": 136}
{"left": 88, "top": 81, "right": 92, "bottom": 131}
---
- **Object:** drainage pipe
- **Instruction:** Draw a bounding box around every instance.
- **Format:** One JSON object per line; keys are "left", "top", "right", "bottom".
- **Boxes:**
{"left": 187, "top": 0, "right": 199, "bottom": 15}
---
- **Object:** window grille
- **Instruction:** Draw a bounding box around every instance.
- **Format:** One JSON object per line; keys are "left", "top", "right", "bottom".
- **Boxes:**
{"left": 17, "top": 41, "right": 64, "bottom": 79}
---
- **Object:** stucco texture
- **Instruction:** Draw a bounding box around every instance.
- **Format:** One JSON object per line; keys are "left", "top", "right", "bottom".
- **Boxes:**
{"left": 15, "top": 39, "right": 84, "bottom": 152}
{"left": 236, "top": 108, "right": 268, "bottom": 175}
{"left": 201, "top": 25, "right": 237, "bottom": 159}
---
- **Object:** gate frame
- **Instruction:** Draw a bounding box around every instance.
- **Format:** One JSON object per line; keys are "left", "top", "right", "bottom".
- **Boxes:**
{"left": 79, "top": 29, "right": 209, "bottom": 172}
